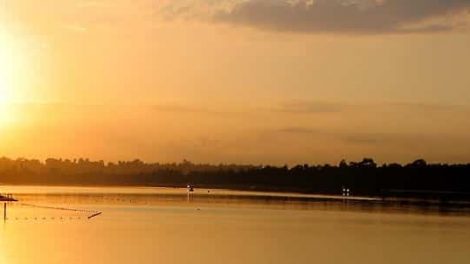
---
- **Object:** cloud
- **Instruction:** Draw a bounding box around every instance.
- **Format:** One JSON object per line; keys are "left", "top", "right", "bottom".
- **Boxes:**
{"left": 385, "top": 102, "right": 466, "bottom": 112}
{"left": 277, "top": 126, "right": 440, "bottom": 146}
{"left": 204, "top": 0, "right": 470, "bottom": 33}
{"left": 62, "top": 24, "right": 88, "bottom": 33}
{"left": 278, "top": 126, "right": 324, "bottom": 134}
{"left": 274, "top": 100, "right": 470, "bottom": 114}
{"left": 274, "top": 100, "right": 348, "bottom": 113}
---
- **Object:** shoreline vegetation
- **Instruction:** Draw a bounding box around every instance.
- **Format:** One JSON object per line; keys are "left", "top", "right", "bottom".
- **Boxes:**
{"left": 1, "top": 157, "right": 470, "bottom": 203}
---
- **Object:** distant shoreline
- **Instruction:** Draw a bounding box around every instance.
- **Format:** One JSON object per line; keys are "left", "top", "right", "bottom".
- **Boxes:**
{"left": 3, "top": 183, "right": 470, "bottom": 209}
{"left": 1, "top": 157, "right": 470, "bottom": 203}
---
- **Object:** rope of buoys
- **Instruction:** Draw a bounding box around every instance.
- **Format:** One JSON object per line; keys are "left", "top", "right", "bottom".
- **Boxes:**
{"left": 8, "top": 216, "right": 82, "bottom": 221}
{"left": 19, "top": 203, "right": 102, "bottom": 219}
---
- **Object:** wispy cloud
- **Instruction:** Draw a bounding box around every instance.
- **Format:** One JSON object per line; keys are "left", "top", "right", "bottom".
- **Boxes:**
{"left": 274, "top": 100, "right": 348, "bottom": 113}
{"left": 274, "top": 100, "right": 469, "bottom": 114}
{"left": 276, "top": 126, "right": 466, "bottom": 148}
{"left": 62, "top": 24, "right": 88, "bottom": 33}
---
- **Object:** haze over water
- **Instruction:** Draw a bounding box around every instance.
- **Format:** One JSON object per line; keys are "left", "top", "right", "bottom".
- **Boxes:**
{"left": 0, "top": 186, "right": 469, "bottom": 264}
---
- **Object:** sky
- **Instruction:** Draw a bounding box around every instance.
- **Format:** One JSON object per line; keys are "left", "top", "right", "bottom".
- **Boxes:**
{"left": 0, "top": 0, "right": 470, "bottom": 165}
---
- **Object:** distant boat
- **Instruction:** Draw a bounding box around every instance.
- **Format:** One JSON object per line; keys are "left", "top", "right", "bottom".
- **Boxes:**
{"left": 187, "top": 184, "right": 194, "bottom": 192}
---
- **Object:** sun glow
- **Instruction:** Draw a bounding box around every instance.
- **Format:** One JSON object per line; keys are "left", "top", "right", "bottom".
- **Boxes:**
{"left": 0, "top": 29, "right": 17, "bottom": 125}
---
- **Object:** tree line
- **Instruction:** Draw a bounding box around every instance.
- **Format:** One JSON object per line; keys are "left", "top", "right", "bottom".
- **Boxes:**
{"left": 0, "top": 157, "right": 469, "bottom": 200}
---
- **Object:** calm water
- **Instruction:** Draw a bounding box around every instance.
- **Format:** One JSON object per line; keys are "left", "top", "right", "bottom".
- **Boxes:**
{"left": 0, "top": 186, "right": 469, "bottom": 264}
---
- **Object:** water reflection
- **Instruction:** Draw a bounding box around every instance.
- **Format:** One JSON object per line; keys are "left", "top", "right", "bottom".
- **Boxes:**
{"left": 3, "top": 185, "right": 470, "bottom": 216}
{"left": 0, "top": 186, "right": 470, "bottom": 264}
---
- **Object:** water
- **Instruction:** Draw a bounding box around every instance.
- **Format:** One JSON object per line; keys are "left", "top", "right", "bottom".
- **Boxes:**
{"left": 0, "top": 186, "right": 469, "bottom": 264}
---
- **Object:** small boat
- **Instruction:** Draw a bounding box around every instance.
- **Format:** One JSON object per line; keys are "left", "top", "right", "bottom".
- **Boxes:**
{"left": 187, "top": 184, "right": 194, "bottom": 192}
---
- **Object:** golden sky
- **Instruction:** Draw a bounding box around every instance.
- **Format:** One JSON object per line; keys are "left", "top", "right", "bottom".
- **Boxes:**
{"left": 1, "top": 0, "right": 470, "bottom": 164}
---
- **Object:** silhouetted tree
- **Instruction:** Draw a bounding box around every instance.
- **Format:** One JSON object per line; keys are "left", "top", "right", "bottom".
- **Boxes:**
{"left": 0, "top": 157, "right": 469, "bottom": 201}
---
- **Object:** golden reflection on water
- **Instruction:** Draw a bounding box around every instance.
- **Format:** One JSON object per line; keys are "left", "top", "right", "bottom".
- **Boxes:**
{"left": 0, "top": 186, "right": 470, "bottom": 264}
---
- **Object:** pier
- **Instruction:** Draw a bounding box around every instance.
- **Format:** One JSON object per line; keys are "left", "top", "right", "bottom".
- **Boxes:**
{"left": 1, "top": 193, "right": 17, "bottom": 221}
{"left": 0, "top": 194, "right": 17, "bottom": 202}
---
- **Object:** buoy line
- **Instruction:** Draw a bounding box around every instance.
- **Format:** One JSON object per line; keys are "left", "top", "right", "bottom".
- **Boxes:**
{"left": 19, "top": 203, "right": 102, "bottom": 219}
